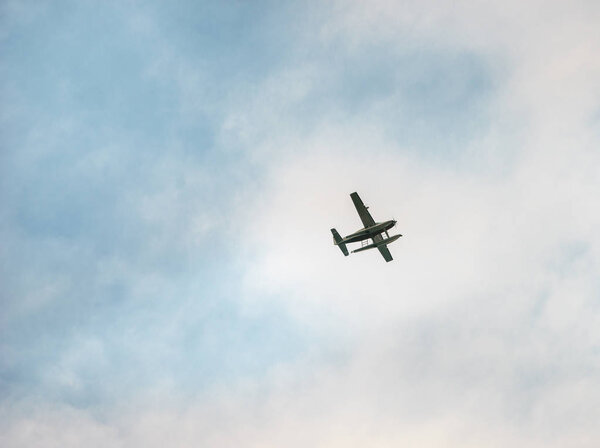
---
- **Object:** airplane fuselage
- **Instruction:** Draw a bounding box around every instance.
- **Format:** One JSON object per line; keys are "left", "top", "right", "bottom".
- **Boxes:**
{"left": 341, "top": 219, "right": 396, "bottom": 244}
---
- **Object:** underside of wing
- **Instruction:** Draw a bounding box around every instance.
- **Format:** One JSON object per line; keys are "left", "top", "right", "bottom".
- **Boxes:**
{"left": 350, "top": 192, "right": 376, "bottom": 227}
{"left": 372, "top": 233, "right": 393, "bottom": 262}
{"left": 377, "top": 244, "right": 393, "bottom": 262}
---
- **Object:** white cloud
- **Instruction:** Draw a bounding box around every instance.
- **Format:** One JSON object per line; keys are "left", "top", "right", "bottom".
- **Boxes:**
{"left": 226, "top": 0, "right": 600, "bottom": 445}
{"left": 2, "top": 1, "right": 600, "bottom": 446}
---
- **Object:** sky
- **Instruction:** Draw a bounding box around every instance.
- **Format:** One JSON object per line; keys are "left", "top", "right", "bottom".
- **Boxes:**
{"left": 1, "top": 0, "right": 599, "bottom": 446}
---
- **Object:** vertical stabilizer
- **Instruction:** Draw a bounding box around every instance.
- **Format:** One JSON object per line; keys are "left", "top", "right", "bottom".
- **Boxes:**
{"left": 331, "top": 229, "right": 349, "bottom": 256}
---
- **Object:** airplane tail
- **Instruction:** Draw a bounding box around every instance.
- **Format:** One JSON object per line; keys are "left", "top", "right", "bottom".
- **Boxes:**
{"left": 331, "top": 229, "right": 349, "bottom": 256}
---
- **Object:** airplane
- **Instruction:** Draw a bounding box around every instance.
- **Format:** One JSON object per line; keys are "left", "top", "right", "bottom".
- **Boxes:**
{"left": 331, "top": 192, "right": 402, "bottom": 262}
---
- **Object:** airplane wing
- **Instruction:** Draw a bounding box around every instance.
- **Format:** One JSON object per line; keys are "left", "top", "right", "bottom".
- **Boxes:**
{"left": 372, "top": 233, "right": 393, "bottom": 262}
{"left": 350, "top": 192, "right": 376, "bottom": 227}
{"left": 377, "top": 245, "right": 393, "bottom": 262}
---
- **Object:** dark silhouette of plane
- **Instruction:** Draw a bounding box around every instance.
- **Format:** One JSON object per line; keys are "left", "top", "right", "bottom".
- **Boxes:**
{"left": 331, "top": 192, "right": 401, "bottom": 262}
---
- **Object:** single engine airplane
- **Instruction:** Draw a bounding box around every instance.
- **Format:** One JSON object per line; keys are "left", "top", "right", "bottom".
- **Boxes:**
{"left": 331, "top": 192, "right": 401, "bottom": 262}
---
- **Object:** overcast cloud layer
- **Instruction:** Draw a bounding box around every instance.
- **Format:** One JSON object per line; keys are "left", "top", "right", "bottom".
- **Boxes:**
{"left": 1, "top": 1, "right": 599, "bottom": 447}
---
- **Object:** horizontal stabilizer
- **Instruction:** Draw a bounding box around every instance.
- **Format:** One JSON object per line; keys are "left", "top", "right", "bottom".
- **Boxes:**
{"left": 331, "top": 228, "right": 349, "bottom": 256}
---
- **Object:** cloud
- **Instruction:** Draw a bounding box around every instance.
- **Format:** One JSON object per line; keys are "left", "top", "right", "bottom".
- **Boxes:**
{"left": 226, "top": 0, "right": 600, "bottom": 445}
{"left": 1, "top": 0, "right": 600, "bottom": 446}
{"left": 0, "top": 0, "right": 307, "bottom": 411}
